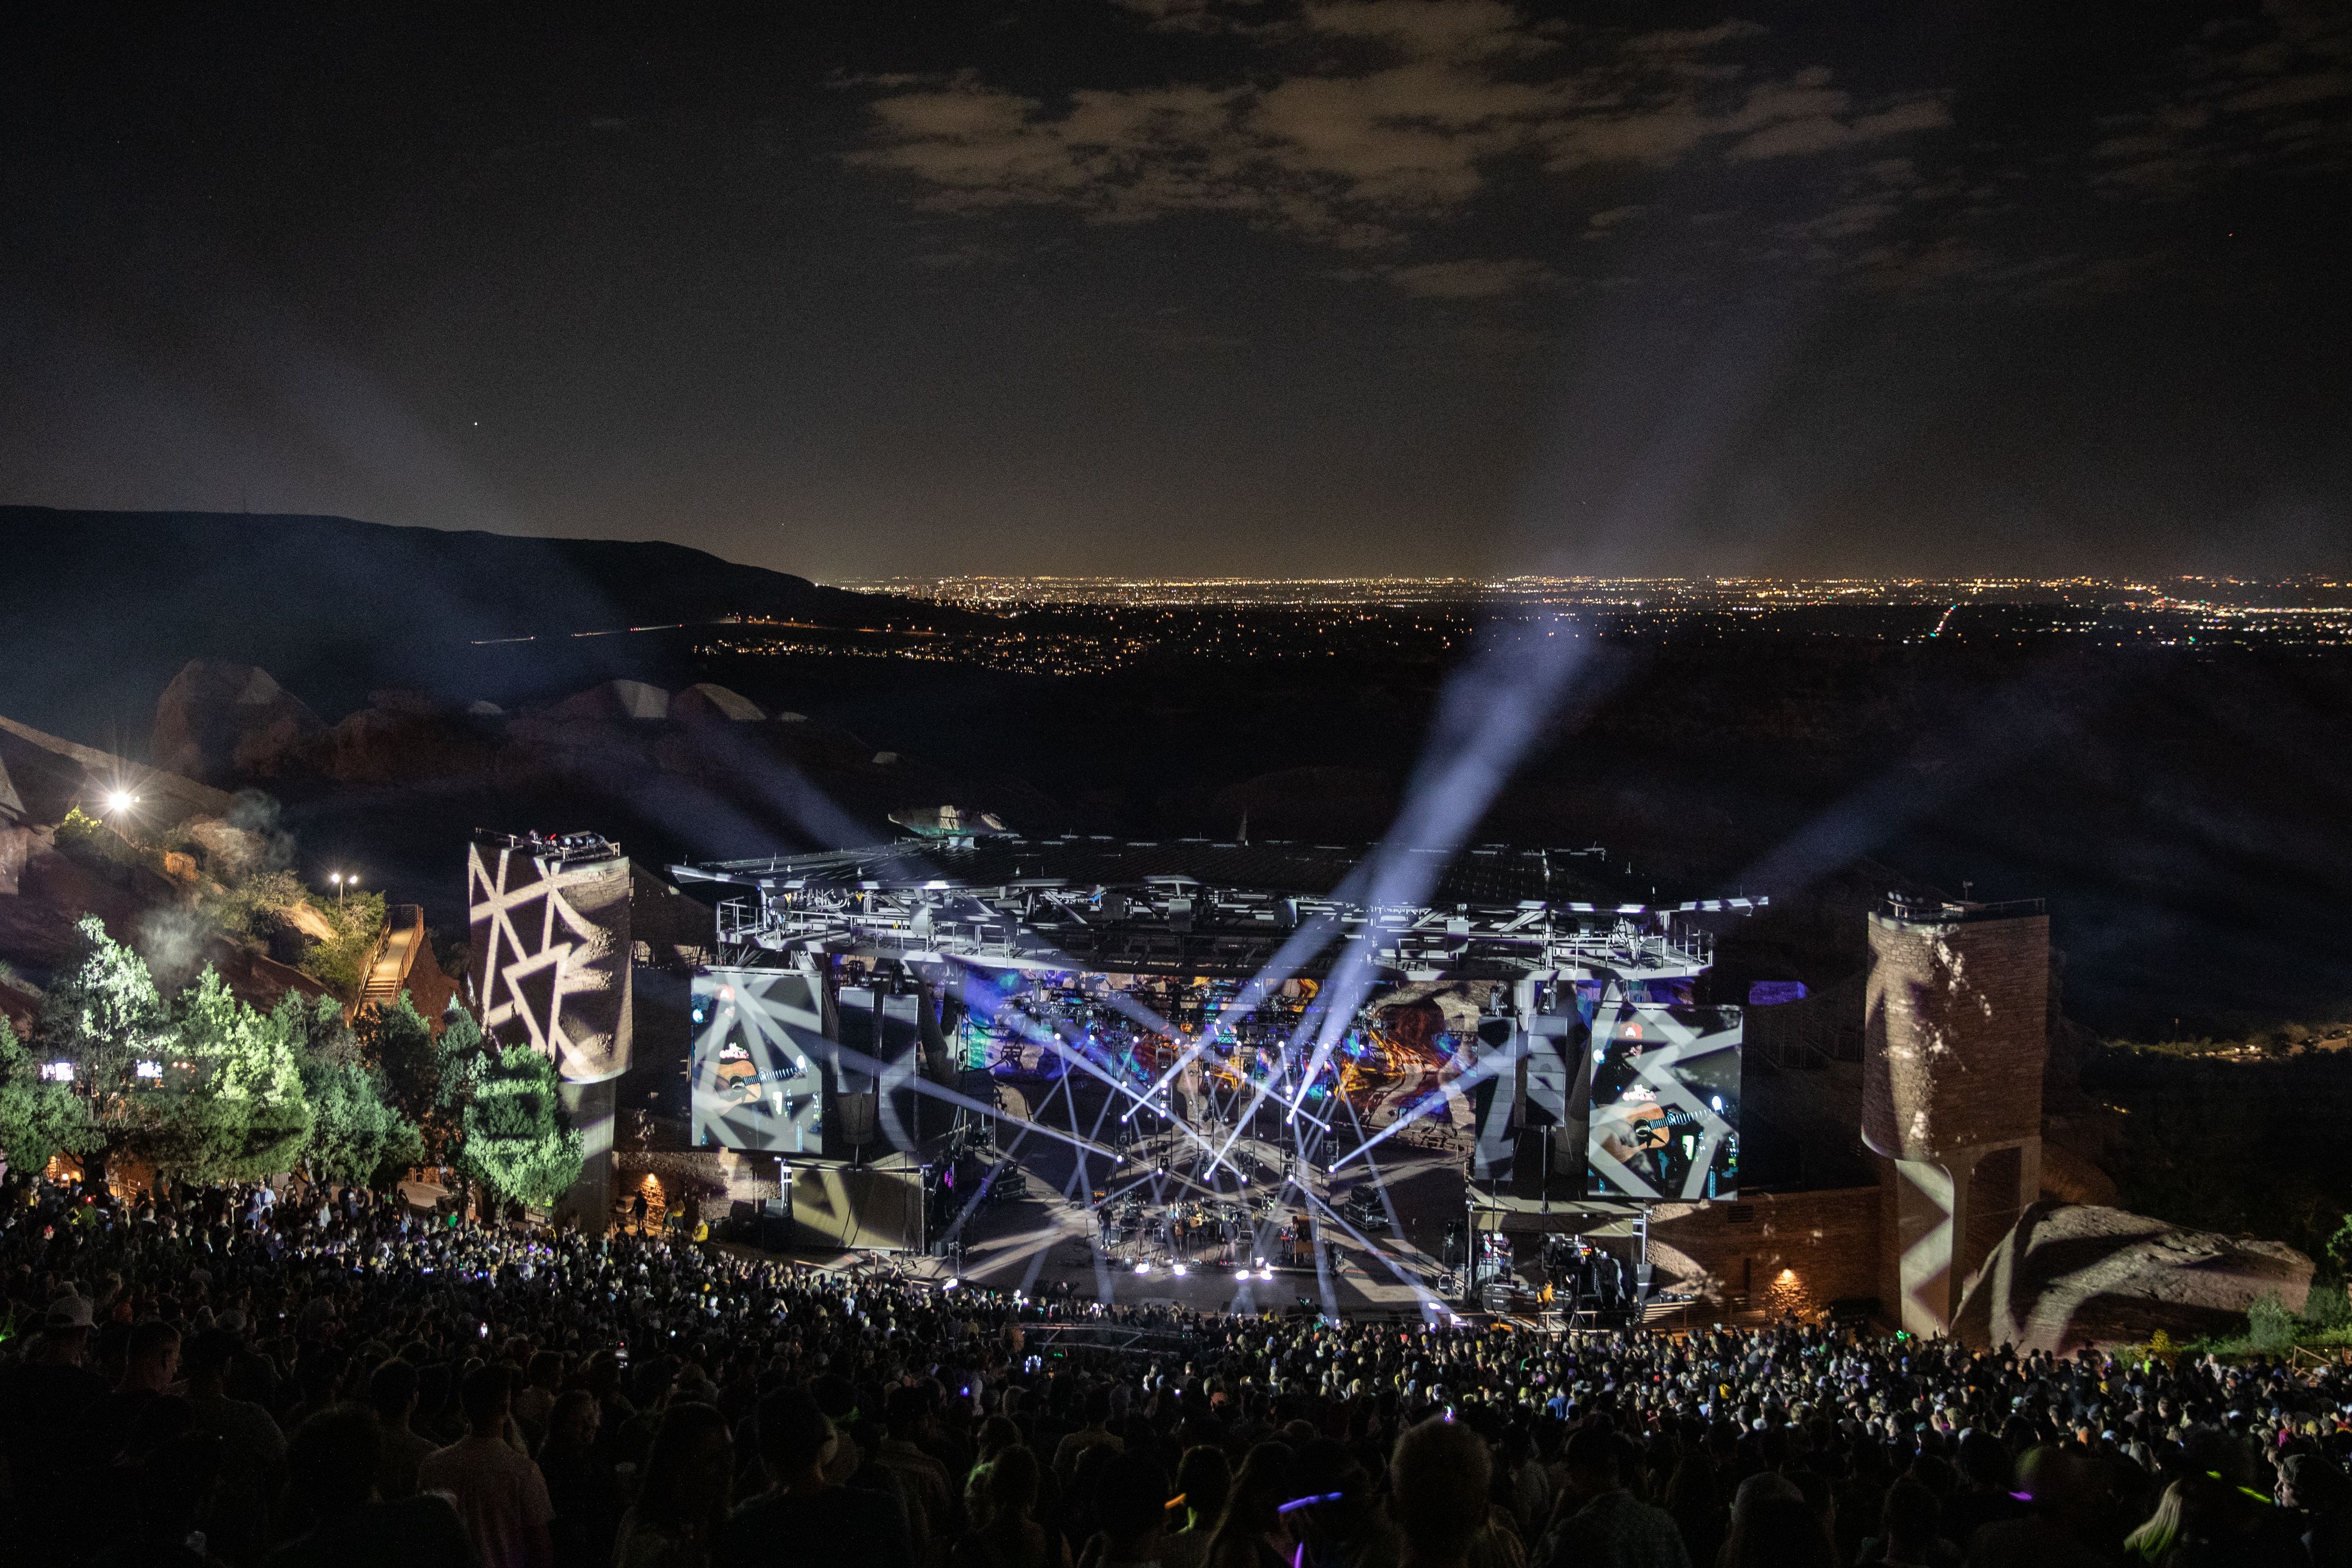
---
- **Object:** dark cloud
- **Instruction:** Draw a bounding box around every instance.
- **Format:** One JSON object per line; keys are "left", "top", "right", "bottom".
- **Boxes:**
{"left": 2092, "top": 0, "right": 2352, "bottom": 192}
{"left": 848, "top": 4, "right": 1959, "bottom": 293}
{"left": 0, "top": 2, "right": 2344, "bottom": 577}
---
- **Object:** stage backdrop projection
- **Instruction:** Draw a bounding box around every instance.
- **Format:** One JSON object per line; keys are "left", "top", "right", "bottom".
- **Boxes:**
{"left": 690, "top": 968, "right": 827, "bottom": 1154}
{"left": 1585, "top": 1001, "right": 1742, "bottom": 1201}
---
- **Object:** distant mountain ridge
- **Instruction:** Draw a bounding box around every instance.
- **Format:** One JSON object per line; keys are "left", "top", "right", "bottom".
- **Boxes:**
{"left": 0, "top": 506, "right": 949, "bottom": 744}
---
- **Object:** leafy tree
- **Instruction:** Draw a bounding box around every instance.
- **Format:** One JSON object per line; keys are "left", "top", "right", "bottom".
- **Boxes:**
{"left": 306, "top": 890, "right": 387, "bottom": 1001}
{"left": 285, "top": 989, "right": 419, "bottom": 1185}
{"left": 35, "top": 917, "right": 172, "bottom": 1128}
{"left": 198, "top": 868, "right": 306, "bottom": 943}
{"left": 2246, "top": 1291, "right": 2297, "bottom": 1353}
{"left": 0, "top": 1028, "right": 101, "bottom": 1172}
{"left": 453, "top": 1042, "right": 582, "bottom": 1211}
{"left": 433, "top": 1008, "right": 490, "bottom": 1109}
{"left": 301, "top": 1057, "right": 423, "bottom": 1186}
{"left": 278, "top": 992, "right": 360, "bottom": 1071}
{"left": 53, "top": 807, "right": 156, "bottom": 872}
{"left": 2327, "top": 1213, "right": 2352, "bottom": 1277}
{"left": 155, "top": 969, "right": 313, "bottom": 1181}
{"left": 362, "top": 993, "right": 461, "bottom": 1159}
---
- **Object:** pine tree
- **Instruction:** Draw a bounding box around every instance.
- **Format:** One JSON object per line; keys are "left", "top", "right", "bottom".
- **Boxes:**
{"left": 362, "top": 992, "right": 462, "bottom": 1159}
{"left": 453, "top": 1042, "right": 583, "bottom": 1211}
{"left": 285, "top": 989, "right": 419, "bottom": 1185}
{"left": 301, "top": 1056, "right": 423, "bottom": 1186}
{"left": 156, "top": 968, "right": 313, "bottom": 1181}
{"left": 34, "top": 916, "right": 172, "bottom": 1130}
{"left": 0, "top": 1028, "right": 101, "bottom": 1173}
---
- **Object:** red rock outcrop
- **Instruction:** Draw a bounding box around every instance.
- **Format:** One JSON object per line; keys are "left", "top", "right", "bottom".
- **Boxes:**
{"left": 670, "top": 683, "right": 764, "bottom": 723}
{"left": 323, "top": 703, "right": 494, "bottom": 785}
{"left": 1953, "top": 1201, "right": 2312, "bottom": 1354}
{"left": 546, "top": 680, "right": 670, "bottom": 722}
{"left": 153, "top": 661, "right": 326, "bottom": 784}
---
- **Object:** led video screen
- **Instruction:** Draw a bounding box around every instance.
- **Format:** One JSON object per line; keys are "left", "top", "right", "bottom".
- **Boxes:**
{"left": 1586, "top": 1002, "right": 1741, "bottom": 1201}
{"left": 690, "top": 968, "right": 826, "bottom": 1154}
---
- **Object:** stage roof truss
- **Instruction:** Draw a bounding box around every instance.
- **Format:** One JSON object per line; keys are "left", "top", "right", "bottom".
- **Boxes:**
{"left": 677, "top": 838, "right": 1750, "bottom": 984}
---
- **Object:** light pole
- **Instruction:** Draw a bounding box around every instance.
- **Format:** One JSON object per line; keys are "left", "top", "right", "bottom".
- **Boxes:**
{"left": 330, "top": 872, "right": 346, "bottom": 903}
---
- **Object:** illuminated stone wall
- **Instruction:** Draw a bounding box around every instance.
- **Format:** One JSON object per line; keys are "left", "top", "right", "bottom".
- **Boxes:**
{"left": 1648, "top": 1186, "right": 1883, "bottom": 1318}
{"left": 1862, "top": 905, "right": 2048, "bottom": 1336}
{"left": 466, "top": 837, "right": 634, "bottom": 1228}
{"left": 466, "top": 840, "right": 633, "bottom": 1082}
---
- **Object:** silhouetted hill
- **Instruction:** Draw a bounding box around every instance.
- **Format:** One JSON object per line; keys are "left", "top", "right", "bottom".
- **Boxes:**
{"left": 0, "top": 506, "right": 948, "bottom": 741}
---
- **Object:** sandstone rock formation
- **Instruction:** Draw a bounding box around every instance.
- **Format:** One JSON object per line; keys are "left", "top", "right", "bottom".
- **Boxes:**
{"left": 183, "top": 817, "right": 275, "bottom": 880}
{"left": 670, "top": 683, "right": 764, "bottom": 723}
{"left": 153, "top": 661, "right": 326, "bottom": 784}
{"left": 0, "top": 713, "right": 236, "bottom": 827}
{"left": 323, "top": 701, "right": 494, "bottom": 785}
{"left": 2037, "top": 1142, "right": 2121, "bottom": 1207}
{"left": 547, "top": 679, "right": 669, "bottom": 722}
{"left": 1953, "top": 1201, "right": 2312, "bottom": 1354}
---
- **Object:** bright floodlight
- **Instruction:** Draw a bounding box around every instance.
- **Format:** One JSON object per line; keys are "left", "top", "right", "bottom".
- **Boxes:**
{"left": 104, "top": 790, "right": 136, "bottom": 813}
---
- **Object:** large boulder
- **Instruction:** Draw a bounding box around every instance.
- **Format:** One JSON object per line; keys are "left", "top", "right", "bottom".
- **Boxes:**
{"left": 1954, "top": 1201, "right": 2312, "bottom": 1354}
{"left": 2037, "top": 1142, "right": 2121, "bottom": 1207}
{"left": 153, "top": 661, "right": 325, "bottom": 783}
{"left": 670, "top": 683, "right": 764, "bottom": 723}
{"left": 546, "top": 679, "right": 669, "bottom": 722}
{"left": 323, "top": 702, "right": 494, "bottom": 785}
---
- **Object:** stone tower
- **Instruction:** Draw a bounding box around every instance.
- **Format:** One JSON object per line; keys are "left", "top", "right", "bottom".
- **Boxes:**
{"left": 467, "top": 833, "right": 635, "bottom": 1230}
{"left": 1862, "top": 895, "right": 2047, "bottom": 1337}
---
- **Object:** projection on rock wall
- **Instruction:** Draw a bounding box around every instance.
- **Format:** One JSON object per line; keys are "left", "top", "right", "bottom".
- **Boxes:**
{"left": 466, "top": 834, "right": 633, "bottom": 1084}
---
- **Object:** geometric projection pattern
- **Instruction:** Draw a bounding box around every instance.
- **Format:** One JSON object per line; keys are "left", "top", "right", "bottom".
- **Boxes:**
{"left": 690, "top": 967, "right": 826, "bottom": 1155}
{"left": 1585, "top": 1002, "right": 1742, "bottom": 1202}
{"left": 466, "top": 838, "right": 633, "bottom": 1084}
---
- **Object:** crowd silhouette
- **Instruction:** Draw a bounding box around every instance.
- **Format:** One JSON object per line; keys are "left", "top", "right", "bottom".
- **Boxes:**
{"left": 4, "top": 1169, "right": 2351, "bottom": 1568}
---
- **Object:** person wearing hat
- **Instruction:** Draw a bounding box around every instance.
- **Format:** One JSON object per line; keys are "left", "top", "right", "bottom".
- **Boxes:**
{"left": 0, "top": 1294, "right": 106, "bottom": 1560}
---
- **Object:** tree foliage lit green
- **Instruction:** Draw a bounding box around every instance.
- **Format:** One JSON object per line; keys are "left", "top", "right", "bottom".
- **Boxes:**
{"left": 152, "top": 969, "right": 313, "bottom": 1181}
{"left": 362, "top": 993, "right": 457, "bottom": 1158}
{"left": 450, "top": 1041, "right": 583, "bottom": 1211}
{"left": 0, "top": 918, "right": 427, "bottom": 1188}
{"left": 0, "top": 1028, "right": 100, "bottom": 1173}
{"left": 305, "top": 890, "right": 388, "bottom": 1002}
{"left": 35, "top": 917, "right": 172, "bottom": 1129}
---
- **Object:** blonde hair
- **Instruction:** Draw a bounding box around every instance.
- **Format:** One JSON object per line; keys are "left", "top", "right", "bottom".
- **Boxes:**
{"left": 2122, "top": 1479, "right": 2186, "bottom": 1561}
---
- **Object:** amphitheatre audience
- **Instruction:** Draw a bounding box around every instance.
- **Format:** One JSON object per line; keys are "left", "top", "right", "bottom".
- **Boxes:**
{"left": 6, "top": 1167, "right": 2352, "bottom": 1568}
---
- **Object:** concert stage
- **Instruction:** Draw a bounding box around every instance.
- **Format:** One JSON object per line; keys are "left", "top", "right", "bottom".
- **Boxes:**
{"left": 670, "top": 834, "right": 1761, "bottom": 1315}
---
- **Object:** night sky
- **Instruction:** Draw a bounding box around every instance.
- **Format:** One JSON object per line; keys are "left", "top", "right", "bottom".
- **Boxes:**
{"left": 4, "top": 3, "right": 2347, "bottom": 580}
